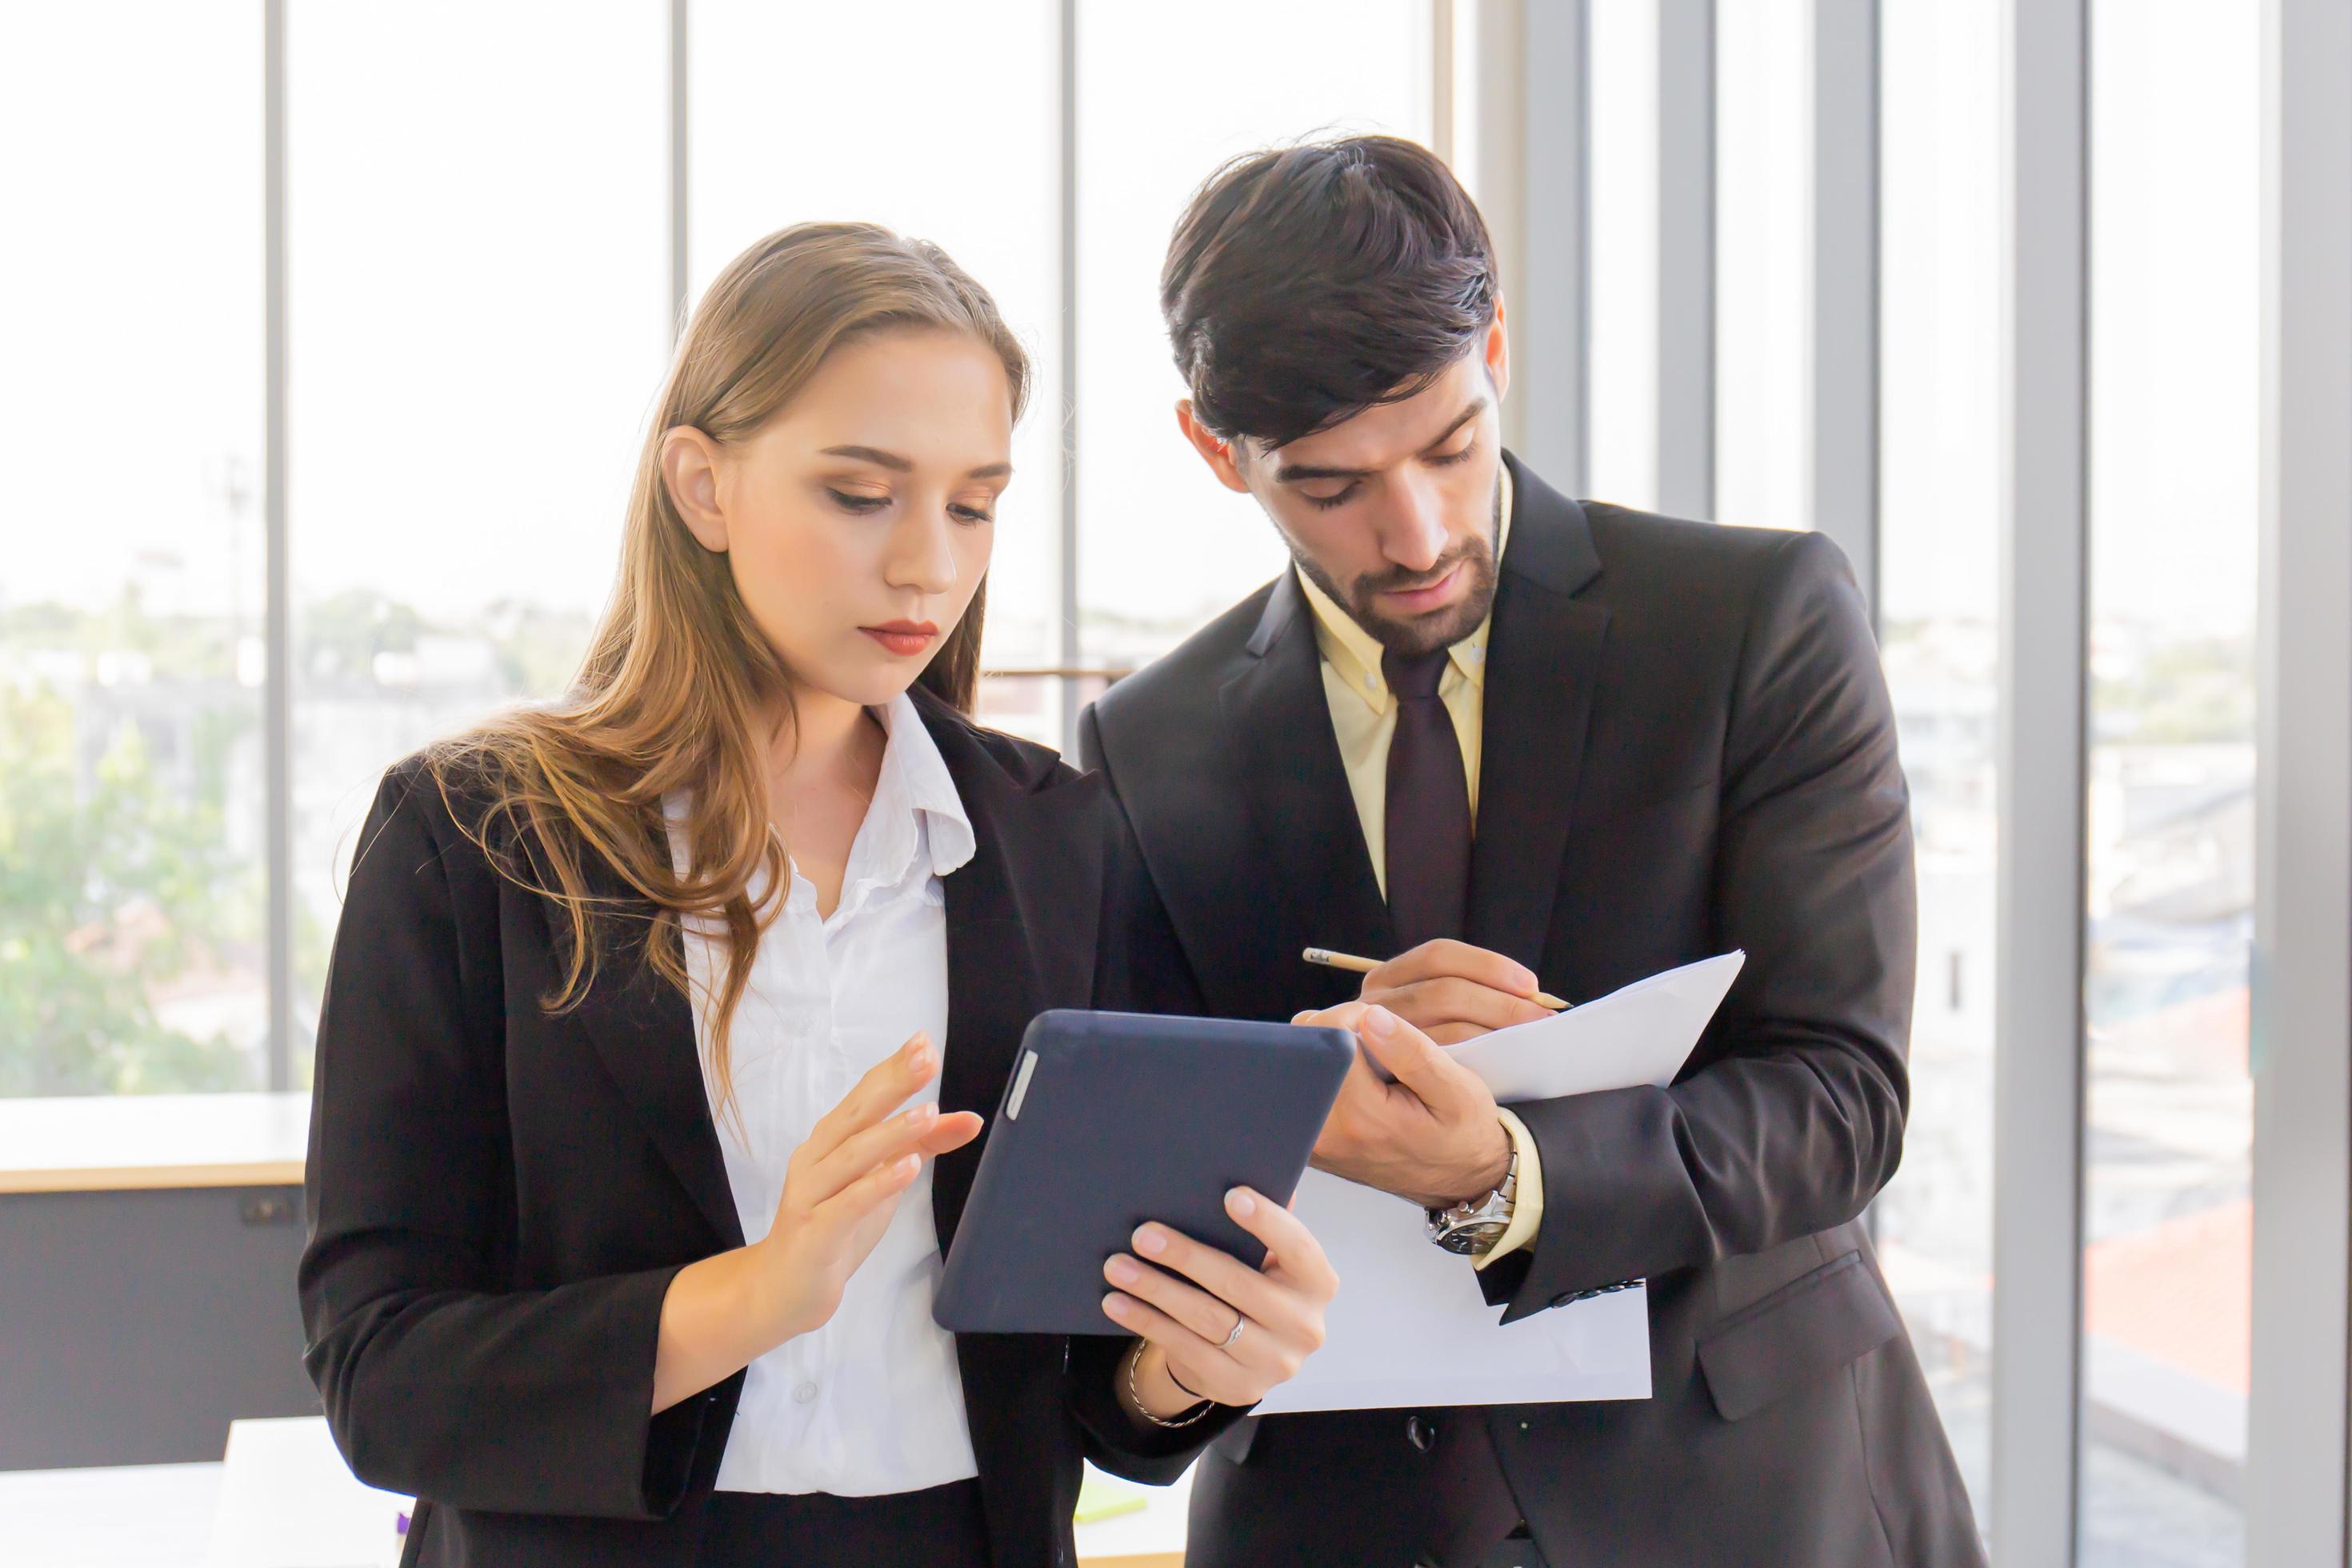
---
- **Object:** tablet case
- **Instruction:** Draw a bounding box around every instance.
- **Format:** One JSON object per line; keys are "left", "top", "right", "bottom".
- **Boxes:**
{"left": 933, "top": 1009, "right": 1355, "bottom": 1336}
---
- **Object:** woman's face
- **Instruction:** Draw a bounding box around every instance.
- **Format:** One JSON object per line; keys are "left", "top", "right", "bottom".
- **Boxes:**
{"left": 666, "top": 327, "right": 1012, "bottom": 710}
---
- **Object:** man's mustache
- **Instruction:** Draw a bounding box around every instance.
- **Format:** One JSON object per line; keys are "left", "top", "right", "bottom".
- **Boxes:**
{"left": 1353, "top": 542, "right": 1489, "bottom": 599}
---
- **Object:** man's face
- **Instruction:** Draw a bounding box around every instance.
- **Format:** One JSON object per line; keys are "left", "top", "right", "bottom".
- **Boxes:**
{"left": 1179, "top": 314, "right": 1510, "bottom": 657}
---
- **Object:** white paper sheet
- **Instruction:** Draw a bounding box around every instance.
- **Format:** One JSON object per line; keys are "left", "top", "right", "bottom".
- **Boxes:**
{"left": 1447, "top": 950, "right": 1746, "bottom": 1101}
{"left": 1260, "top": 1172, "right": 1654, "bottom": 1411}
{"left": 1258, "top": 951, "right": 1746, "bottom": 1414}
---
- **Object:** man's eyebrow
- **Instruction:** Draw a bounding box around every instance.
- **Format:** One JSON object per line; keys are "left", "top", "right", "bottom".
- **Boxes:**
{"left": 1270, "top": 400, "right": 1487, "bottom": 485}
{"left": 822, "top": 445, "right": 1011, "bottom": 481}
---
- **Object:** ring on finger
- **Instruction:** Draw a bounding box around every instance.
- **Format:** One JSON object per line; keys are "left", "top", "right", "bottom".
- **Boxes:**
{"left": 1220, "top": 1314, "right": 1246, "bottom": 1350}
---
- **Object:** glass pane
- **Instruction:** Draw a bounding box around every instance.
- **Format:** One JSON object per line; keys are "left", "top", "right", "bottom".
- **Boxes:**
{"left": 0, "top": 5, "right": 266, "bottom": 1095}
{"left": 1712, "top": 0, "right": 1811, "bottom": 532}
{"left": 2079, "top": 2, "right": 2260, "bottom": 1561}
{"left": 1586, "top": 0, "right": 1660, "bottom": 511}
{"left": 693, "top": 0, "right": 1062, "bottom": 742}
{"left": 1872, "top": 0, "right": 2001, "bottom": 1532}
{"left": 1074, "top": 0, "right": 1432, "bottom": 674}
{"left": 288, "top": 2, "right": 670, "bottom": 1063}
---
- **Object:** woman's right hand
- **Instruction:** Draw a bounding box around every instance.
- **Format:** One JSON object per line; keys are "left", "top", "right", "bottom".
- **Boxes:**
{"left": 651, "top": 1031, "right": 980, "bottom": 1414}
{"left": 753, "top": 1030, "right": 985, "bottom": 1338}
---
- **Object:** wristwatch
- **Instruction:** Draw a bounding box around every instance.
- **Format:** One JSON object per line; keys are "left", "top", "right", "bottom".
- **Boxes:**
{"left": 1426, "top": 1147, "right": 1518, "bottom": 1256}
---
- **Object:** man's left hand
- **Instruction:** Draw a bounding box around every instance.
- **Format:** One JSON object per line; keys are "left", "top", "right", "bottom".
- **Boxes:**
{"left": 1298, "top": 1001, "right": 1513, "bottom": 1209}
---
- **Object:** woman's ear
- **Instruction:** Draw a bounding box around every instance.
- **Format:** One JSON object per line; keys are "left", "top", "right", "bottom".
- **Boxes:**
{"left": 660, "top": 426, "right": 730, "bottom": 553}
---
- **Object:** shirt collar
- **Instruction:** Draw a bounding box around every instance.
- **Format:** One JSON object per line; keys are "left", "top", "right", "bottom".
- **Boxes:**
{"left": 868, "top": 688, "right": 976, "bottom": 881}
{"left": 1296, "top": 462, "right": 1514, "bottom": 715}
{"left": 658, "top": 688, "right": 976, "bottom": 902}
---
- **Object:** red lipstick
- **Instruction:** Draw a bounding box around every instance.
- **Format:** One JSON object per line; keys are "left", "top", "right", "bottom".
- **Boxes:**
{"left": 861, "top": 619, "right": 939, "bottom": 657}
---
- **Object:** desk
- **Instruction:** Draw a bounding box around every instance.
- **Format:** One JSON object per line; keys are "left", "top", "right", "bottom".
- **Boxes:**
{"left": 0, "top": 1091, "right": 310, "bottom": 1194}
{"left": 0, "top": 1094, "right": 319, "bottom": 1469}
{"left": 0, "top": 1097, "right": 1186, "bottom": 1562}
{"left": 0, "top": 1422, "right": 1190, "bottom": 1566}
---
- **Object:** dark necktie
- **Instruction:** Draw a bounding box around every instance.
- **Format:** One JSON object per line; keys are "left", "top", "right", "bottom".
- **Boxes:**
{"left": 1383, "top": 646, "right": 1530, "bottom": 1565}
{"left": 1382, "top": 645, "right": 1473, "bottom": 955}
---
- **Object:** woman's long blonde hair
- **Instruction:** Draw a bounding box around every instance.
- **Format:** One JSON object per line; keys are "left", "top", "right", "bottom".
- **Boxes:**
{"left": 427, "top": 222, "right": 1030, "bottom": 1118}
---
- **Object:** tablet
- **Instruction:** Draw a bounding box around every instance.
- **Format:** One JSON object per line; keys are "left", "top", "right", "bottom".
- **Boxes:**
{"left": 933, "top": 1009, "right": 1355, "bottom": 1336}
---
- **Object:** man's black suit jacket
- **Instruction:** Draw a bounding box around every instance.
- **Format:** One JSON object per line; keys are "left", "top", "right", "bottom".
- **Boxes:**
{"left": 298, "top": 689, "right": 1228, "bottom": 1567}
{"left": 1080, "top": 454, "right": 1984, "bottom": 1566}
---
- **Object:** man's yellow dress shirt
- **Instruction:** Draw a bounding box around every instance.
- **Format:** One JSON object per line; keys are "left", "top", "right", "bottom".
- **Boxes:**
{"left": 1293, "top": 466, "right": 1546, "bottom": 1267}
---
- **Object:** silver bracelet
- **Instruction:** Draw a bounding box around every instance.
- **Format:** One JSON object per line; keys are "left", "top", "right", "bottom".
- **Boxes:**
{"left": 1125, "top": 1344, "right": 1214, "bottom": 1430}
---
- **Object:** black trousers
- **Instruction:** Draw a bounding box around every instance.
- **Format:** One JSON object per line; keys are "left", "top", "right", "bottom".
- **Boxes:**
{"left": 695, "top": 1479, "right": 990, "bottom": 1566}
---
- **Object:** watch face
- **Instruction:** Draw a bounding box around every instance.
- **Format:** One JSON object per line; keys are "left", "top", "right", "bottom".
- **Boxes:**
{"left": 1434, "top": 1218, "right": 1511, "bottom": 1255}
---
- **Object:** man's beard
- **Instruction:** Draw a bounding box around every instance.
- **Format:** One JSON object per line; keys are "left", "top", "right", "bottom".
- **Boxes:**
{"left": 1290, "top": 482, "right": 1504, "bottom": 657}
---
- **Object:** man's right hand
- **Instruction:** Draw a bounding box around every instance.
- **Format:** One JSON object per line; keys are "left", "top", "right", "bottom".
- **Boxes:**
{"left": 1355, "top": 939, "right": 1555, "bottom": 1046}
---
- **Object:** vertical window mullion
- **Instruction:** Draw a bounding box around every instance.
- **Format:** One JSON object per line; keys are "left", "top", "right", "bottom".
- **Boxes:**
{"left": 1990, "top": 0, "right": 2090, "bottom": 1561}
{"left": 263, "top": 0, "right": 292, "bottom": 1094}
{"left": 1656, "top": 0, "right": 1714, "bottom": 520}
{"left": 669, "top": 0, "right": 689, "bottom": 342}
{"left": 1813, "top": 0, "right": 1878, "bottom": 616}
{"left": 1055, "top": 0, "right": 1080, "bottom": 756}
{"left": 2246, "top": 0, "right": 2352, "bottom": 1559}
{"left": 1518, "top": 0, "right": 1590, "bottom": 493}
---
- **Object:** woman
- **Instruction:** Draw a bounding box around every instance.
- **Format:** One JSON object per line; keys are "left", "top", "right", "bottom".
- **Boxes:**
{"left": 298, "top": 223, "right": 1337, "bottom": 1567}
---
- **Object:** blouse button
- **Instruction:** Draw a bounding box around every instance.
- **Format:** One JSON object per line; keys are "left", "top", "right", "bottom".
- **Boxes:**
{"left": 793, "top": 1381, "right": 819, "bottom": 1405}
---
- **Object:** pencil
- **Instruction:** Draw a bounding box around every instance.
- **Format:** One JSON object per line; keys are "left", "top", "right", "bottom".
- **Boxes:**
{"left": 1302, "top": 947, "right": 1570, "bottom": 1011}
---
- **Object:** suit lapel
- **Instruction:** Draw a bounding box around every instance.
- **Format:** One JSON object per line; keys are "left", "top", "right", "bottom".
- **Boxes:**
{"left": 922, "top": 702, "right": 1105, "bottom": 1247}
{"left": 1218, "top": 574, "right": 1395, "bottom": 997}
{"left": 548, "top": 701, "right": 1102, "bottom": 1262}
{"left": 553, "top": 854, "right": 746, "bottom": 1250}
{"left": 1466, "top": 454, "right": 1610, "bottom": 974}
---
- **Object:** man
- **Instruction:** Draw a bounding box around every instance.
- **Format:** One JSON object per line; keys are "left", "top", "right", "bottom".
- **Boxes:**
{"left": 1081, "top": 136, "right": 1982, "bottom": 1566}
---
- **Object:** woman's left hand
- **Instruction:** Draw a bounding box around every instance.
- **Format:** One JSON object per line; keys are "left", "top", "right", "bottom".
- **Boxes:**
{"left": 1102, "top": 1185, "right": 1338, "bottom": 1417}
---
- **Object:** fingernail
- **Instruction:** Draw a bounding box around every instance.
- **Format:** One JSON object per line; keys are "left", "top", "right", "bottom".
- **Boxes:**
{"left": 1226, "top": 1187, "right": 1258, "bottom": 1218}
{"left": 1106, "top": 1255, "right": 1139, "bottom": 1285}
{"left": 897, "top": 1154, "right": 920, "bottom": 1176}
{"left": 910, "top": 1102, "right": 938, "bottom": 1126}
{"left": 1103, "top": 1294, "right": 1130, "bottom": 1319}
{"left": 1512, "top": 966, "right": 1538, "bottom": 992}
{"left": 1363, "top": 1006, "right": 1397, "bottom": 1038}
{"left": 908, "top": 1046, "right": 932, "bottom": 1074}
{"left": 1134, "top": 1226, "right": 1167, "bottom": 1257}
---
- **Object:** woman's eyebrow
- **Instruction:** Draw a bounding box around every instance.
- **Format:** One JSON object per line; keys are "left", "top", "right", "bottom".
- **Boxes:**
{"left": 822, "top": 444, "right": 1011, "bottom": 481}
{"left": 821, "top": 443, "right": 914, "bottom": 471}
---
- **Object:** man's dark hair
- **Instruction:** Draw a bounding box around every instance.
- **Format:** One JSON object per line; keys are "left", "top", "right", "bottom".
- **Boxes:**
{"left": 1160, "top": 134, "right": 1498, "bottom": 450}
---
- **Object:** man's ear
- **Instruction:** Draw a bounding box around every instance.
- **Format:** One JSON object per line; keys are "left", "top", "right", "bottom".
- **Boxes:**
{"left": 1174, "top": 399, "right": 1252, "bottom": 495}
{"left": 1484, "top": 298, "right": 1512, "bottom": 405}
{"left": 660, "top": 426, "right": 730, "bottom": 553}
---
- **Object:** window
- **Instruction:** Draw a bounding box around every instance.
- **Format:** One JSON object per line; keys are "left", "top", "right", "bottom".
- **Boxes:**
{"left": 1586, "top": 0, "right": 1662, "bottom": 512}
{"left": 286, "top": 1, "right": 672, "bottom": 1069}
{"left": 1712, "top": 0, "right": 1811, "bottom": 534}
{"left": 1871, "top": 0, "right": 2002, "bottom": 1523}
{"left": 691, "top": 0, "right": 1064, "bottom": 743}
{"left": 1073, "top": 0, "right": 1434, "bottom": 675}
{"left": 0, "top": 4, "right": 1440, "bottom": 1102}
{"left": 2078, "top": 2, "right": 2260, "bottom": 1558}
{"left": 0, "top": 3, "right": 267, "bottom": 1095}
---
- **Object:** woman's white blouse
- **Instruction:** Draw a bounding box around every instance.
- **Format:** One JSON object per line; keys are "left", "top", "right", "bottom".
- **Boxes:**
{"left": 670, "top": 691, "right": 980, "bottom": 1497}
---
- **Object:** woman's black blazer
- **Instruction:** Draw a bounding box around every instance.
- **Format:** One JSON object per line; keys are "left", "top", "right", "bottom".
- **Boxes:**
{"left": 298, "top": 687, "right": 1227, "bottom": 1567}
